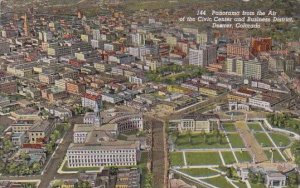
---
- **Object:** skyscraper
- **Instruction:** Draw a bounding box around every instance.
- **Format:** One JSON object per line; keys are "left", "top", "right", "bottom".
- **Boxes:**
{"left": 189, "top": 45, "right": 217, "bottom": 67}
{"left": 244, "top": 59, "right": 268, "bottom": 80}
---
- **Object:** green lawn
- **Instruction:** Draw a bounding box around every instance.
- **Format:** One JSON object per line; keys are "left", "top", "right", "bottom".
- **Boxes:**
{"left": 268, "top": 117, "right": 300, "bottom": 134}
{"left": 284, "top": 118, "right": 300, "bottom": 133}
{"left": 222, "top": 152, "right": 237, "bottom": 164}
{"left": 179, "top": 168, "right": 219, "bottom": 177}
{"left": 247, "top": 123, "right": 263, "bottom": 131}
{"left": 139, "top": 152, "right": 150, "bottom": 188}
{"left": 233, "top": 181, "right": 247, "bottom": 188}
{"left": 235, "top": 151, "right": 253, "bottom": 163}
{"left": 62, "top": 164, "right": 100, "bottom": 172}
{"left": 173, "top": 133, "right": 230, "bottom": 149}
{"left": 223, "top": 123, "right": 236, "bottom": 132}
{"left": 139, "top": 152, "right": 149, "bottom": 167}
{"left": 268, "top": 133, "right": 291, "bottom": 147}
{"left": 204, "top": 176, "right": 235, "bottom": 188}
{"left": 250, "top": 183, "right": 266, "bottom": 188}
{"left": 254, "top": 133, "right": 274, "bottom": 147}
{"left": 170, "top": 152, "right": 184, "bottom": 166}
{"left": 227, "top": 134, "right": 245, "bottom": 148}
{"left": 117, "top": 134, "right": 127, "bottom": 140}
{"left": 186, "top": 152, "right": 222, "bottom": 166}
{"left": 124, "top": 130, "right": 139, "bottom": 135}
{"left": 264, "top": 150, "right": 285, "bottom": 162}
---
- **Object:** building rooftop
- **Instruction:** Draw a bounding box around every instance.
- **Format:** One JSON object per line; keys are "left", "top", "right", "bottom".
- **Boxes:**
{"left": 266, "top": 172, "right": 286, "bottom": 179}
{"left": 28, "top": 120, "right": 52, "bottom": 132}
{"left": 181, "top": 113, "right": 219, "bottom": 121}
{"left": 14, "top": 107, "right": 39, "bottom": 115}
{"left": 68, "top": 139, "right": 139, "bottom": 150}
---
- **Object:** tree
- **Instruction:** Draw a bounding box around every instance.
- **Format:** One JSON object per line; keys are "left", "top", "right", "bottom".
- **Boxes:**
{"left": 174, "top": 131, "right": 180, "bottom": 144}
{"left": 19, "top": 163, "right": 30, "bottom": 175}
{"left": 0, "top": 160, "right": 4, "bottom": 173}
{"left": 46, "top": 142, "right": 54, "bottom": 154}
{"left": 291, "top": 141, "right": 300, "bottom": 165}
{"left": 248, "top": 171, "right": 258, "bottom": 184}
{"left": 110, "top": 167, "right": 118, "bottom": 175}
{"left": 7, "top": 163, "right": 18, "bottom": 175}
{"left": 287, "top": 171, "right": 299, "bottom": 186}
{"left": 226, "top": 167, "right": 233, "bottom": 178}
{"left": 216, "top": 129, "right": 220, "bottom": 139}
{"left": 268, "top": 114, "right": 275, "bottom": 125}
{"left": 200, "top": 129, "right": 205, "bottom": 142}
{"left": 74, "top": 181, "right": 91, "bottom": 188}
{"left": 20, "top": 152, "right": 31, "bottom": 162}
{"left": 31, "top": 162, "right": 41, "bottom": 173}
{"left": 257, "top": 172, "right": 264, "bottom": 184}
{"left": 3, "top": 138, "right": 13, "bottom": 152}
{"left": 204, "top": 132, "right": 208, "bottom": 144}
{"left": 144, "top": 172, "right": 153, "bottom": 188}
{"left": 51, "top": 130, "right": 61, "bottom": 141}
{"left": 219, "top": 134, "right": 224, "bottom": 144}
{"left": 187, "top": 130, "right": 192, "bottom": 143}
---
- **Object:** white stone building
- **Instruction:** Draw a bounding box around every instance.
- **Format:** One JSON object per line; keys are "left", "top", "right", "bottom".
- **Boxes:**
{"left": 171, "top": 113, "right": 220, "bottom": 133}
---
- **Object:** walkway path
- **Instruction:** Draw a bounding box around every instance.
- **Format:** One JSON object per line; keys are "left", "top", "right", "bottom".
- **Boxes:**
{"left": 171, "top": 169, "right": 219, "bottom": 188}
{"left": 235, "top": 121, "right": 268, "bottom": 163}
{"left": 208, "top": 167, "right": 225, "bottom": 175}
{"left": 175, "top": 146, "right": 287, "bottom": 152}
{"left": 245, "top": 180, "right": 251, "bottom": 188}
{"left": 225, "top": 176, "right": 239, "bottom": 188}
{"left": 251, "top": 118, "right": 300, "bottom": 140}
{"left": 259, "top": 122, "right": 287, "bottom": 162}
{"left": 173, "top": 165, "right": 220, "bottom": 169}
{"left": 219, "top": 151, "right": 226, "bottom": 165}
{"left": 221, "top": 124, "right": 239, "bottom": 164}
{"left": 198, "top": 174, "right": 221, "bottom": 180}
{"left": 183, "top": 151, "right": 187, "bottom": 166}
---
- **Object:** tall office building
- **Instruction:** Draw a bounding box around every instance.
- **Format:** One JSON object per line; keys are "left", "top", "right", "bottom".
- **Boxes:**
{"left": 131, "top": 33, "right": 145, "bottom": 46}
{"left": 227, "top": 43, "right": 250, "bottom": 60}
{"left": 196, "top": 32, "right": 208, "bottom": 45}
{"left": 189, "top": 45, "right": 217, "bottom": 67}
{"left": 226, "top": 57, "right": 236, "bottom": 74}
{"left": 236, "top": 59, "right": 244, "bottom": 76}
{"left": 244, "top": 59, "right": 268, "bottom": 80}
{"left": 284, "top": 59, "right": 295, "bottom": 72}
{"left": 226, "top": 57, "right": 244, "bottom": 76}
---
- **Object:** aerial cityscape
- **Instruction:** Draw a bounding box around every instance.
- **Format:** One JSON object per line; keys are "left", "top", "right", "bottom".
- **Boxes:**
{"left": 0, "top": 0, "right": 299, "bottom": 188}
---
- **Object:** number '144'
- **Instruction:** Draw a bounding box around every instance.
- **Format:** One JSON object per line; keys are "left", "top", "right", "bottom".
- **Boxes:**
{"left": 197, "top": 10, "right": 206, "bottom": 16}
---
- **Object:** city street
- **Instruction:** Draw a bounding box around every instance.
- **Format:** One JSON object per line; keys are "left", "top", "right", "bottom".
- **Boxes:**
{"left": 145, "top": 116, "right": 168, "bottom": 188}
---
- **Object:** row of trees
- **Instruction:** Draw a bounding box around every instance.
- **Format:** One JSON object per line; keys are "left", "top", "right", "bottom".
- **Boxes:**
{"left": 174, "top": 129, "right": 225, "bottom": 145}
{"left": 3, "top": 161, "right": 41, "bottom": 176}
{"left": 0, "top": 151, "right": 41, "bottom": 176}
{"left": 74, "top": 181, "right": 91, "bottom": 188}
{"left": 73, "top": 106, "right": 92, "bottom": 115}
{"left": 286, "top": 171, "right": 300, "bottom": 186}
{"left": 248, "top": 171, "right": 264, "bottom": 184}
{"left": 52, "top": 180, "right": 91, "bottom": 188}
{"left": 143, "top": 172, "right": 153, "bottom": 188}
{"left": 46, "top": 123, "right": 69, "bottom": 154}
{"left": 291, "top": 141, "right": 300, "bottom": 165}
{"left": 267, "top": 113, "right": 299, "bottom": 132}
